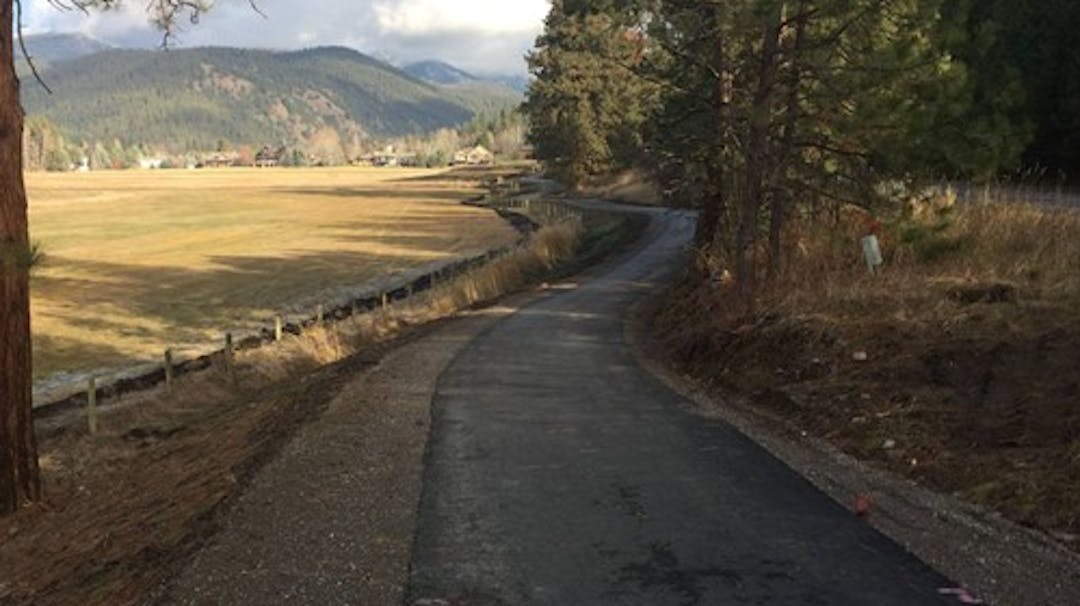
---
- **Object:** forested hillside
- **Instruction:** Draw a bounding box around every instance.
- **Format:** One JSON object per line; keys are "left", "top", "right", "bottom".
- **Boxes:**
{"left": 20, "top": 45, "right": 521, "bottom": 158}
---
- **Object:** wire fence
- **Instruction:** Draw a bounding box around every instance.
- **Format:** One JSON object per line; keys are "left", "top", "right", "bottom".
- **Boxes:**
{"left": 950, "top": 181, "right": 1080, "bottom": 209}
{"left": 33, "top": 191, "right": 575, "bottom": 420}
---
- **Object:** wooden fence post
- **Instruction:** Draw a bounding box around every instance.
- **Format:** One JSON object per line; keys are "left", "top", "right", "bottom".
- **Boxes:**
{"left": 225, "top": 332, "right": 238, "bottom": 386}
{"left": 275, "top": 315, "right": 283, "bottom": 341}
{"left": 317, "top": 304, "right": 325, "bottom": 325}
{"left": 87, "top": 377, "right": 98, "bottom": 435}
{"left": 164, "top": 349, "right": 174, "bottom": 392}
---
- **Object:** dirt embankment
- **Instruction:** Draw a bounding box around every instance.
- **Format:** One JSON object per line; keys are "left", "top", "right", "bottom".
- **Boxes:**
{"left": 654, "top": 283, "right": 1080, "bottom": 542}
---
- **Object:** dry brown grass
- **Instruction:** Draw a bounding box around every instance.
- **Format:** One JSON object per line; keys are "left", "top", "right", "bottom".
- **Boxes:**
{"left": 755, "top": 201, "right": 1080, "bottom": 327}
{"left": 27, "top": 167, "right": 518, "bottom": 382}
{"left": 948, "top": 203, "right": 1080, "bottom": 297}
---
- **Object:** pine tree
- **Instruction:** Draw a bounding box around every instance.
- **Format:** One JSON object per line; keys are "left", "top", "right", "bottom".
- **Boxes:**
{"left": 524, "top": 1, "right": 654, "bottom": 188}
{"left": 643, "top": 0, "right": 976, "bottom": 290}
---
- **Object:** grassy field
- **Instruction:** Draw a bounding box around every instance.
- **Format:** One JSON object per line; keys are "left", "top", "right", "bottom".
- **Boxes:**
{"left": 27, "top": 167, "right": 518, "bottom": 383}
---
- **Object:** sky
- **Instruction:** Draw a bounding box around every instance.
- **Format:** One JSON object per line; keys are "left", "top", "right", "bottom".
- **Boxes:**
{"left": 22, "top": 0, "right": 551, "bottom": 75}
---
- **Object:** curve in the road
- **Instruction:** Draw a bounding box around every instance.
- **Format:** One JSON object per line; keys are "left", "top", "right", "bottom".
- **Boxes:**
{"left": 408, "top": 208, "right": 955, "bottom": 605}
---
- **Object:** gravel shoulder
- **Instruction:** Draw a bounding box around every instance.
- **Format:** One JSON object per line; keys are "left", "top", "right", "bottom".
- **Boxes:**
{"left": 150, "top": 298, "right": 545, "bottom": 605}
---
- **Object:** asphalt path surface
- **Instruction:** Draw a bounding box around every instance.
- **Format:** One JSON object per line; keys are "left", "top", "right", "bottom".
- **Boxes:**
{"left": 407, "top": 207, "right": 956, "bottom": 605}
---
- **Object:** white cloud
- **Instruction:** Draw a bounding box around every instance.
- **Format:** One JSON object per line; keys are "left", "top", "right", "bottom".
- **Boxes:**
{"left": 22, "top": 0, "right": 550, "bottom": 74}
{"left": 373, "top": 0, "right": 548, "bottom": 35}
{"left": 24, "top": 0, "right": 146, "bottom": 38}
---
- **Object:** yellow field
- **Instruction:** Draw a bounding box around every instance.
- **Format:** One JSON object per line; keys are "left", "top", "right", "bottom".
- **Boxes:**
{"left": 27, "top": 167, "right": 518, "bottom": 381}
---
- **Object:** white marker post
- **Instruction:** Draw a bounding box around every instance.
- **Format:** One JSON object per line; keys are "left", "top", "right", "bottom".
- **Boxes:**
{"left": 861, "top": 235, "right": 884, "bottom": 274}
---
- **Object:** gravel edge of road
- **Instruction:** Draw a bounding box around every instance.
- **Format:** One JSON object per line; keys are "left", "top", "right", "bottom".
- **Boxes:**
{"left": 625, "top": 288, "right": 1080, "bottom": 606}
{"left": 150, "top": 293, "right": 556, "bottom": 606}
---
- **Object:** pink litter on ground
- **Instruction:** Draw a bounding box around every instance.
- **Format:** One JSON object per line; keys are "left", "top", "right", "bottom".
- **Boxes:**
{"left": 938, "top": 587, "right": 985, "bottom": 604}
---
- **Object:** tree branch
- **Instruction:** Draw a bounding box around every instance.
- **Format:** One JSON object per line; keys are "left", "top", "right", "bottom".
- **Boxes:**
{"left": 14, "top": 0, "right": 53, "bottom": 93}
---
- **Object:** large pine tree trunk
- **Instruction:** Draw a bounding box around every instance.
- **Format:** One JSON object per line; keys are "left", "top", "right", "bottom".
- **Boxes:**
{"left": 0, "top": 2, "right": 41, "bottom": 516}
{"left": 694, "top": 6, "right": 731, "bottom": 255}
{"left": 734, "top": 9, "right": 783, "bottom": 298}
{"left": 768, "top": 3, "right": 808, "bottom": 279}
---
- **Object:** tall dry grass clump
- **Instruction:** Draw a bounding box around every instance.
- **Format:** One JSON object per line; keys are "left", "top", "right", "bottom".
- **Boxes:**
{"left": 426, "top": 219, "right": 583, "bottom": 315}
{"left": 947, "top": 203, "right": 1080, "bottom": 300}
{"left": 758, "top": 197, "right": 1080, "bottom": 325}
{"left": 237, "top": 218, "right": 585, "bottom": 384}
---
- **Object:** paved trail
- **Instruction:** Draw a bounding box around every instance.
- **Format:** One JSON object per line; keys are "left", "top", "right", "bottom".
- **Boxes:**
{"left": 408, "top": 208, "right": 954, "bottom": 605}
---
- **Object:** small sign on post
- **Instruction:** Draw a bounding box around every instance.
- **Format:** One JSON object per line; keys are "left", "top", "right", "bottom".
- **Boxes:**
{"left": 861, "top": 235, "right": 884, "bottom": 274}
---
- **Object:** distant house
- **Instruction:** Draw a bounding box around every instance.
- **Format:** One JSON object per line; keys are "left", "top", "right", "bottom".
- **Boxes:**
{"left": 453, "top": 145, "right": 495, "bottom": 166}
{"left": 138, "top": 157, "right": 165, "bottom": 170}
{"left": 201, "top": 151, "right": 240, "bottom": 168}
{"left": 367, "top": 150, "right": 418, "bottom": 167}
{"left": 371, "top": 153, "right": 399, "bottom": 167}
{"left": 255, "top": 146, "right": 286, "bottom": 168}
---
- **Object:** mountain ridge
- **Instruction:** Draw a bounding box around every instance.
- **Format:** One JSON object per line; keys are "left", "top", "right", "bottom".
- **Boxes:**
{"left": 404, "top": 60, "right": 529, "bottom": 93}
{"left": 404, "top": 60, "right": 480, "bottom": 86}
{"left": 21, "top": 32, "right": 113, "bottom": 64}
{"left": 20, "top": 40, "right": 522, "bottom": 154}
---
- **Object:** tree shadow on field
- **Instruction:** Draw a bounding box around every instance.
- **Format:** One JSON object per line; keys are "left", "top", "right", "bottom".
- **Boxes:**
{"left": 29, "top": 235, "right": 479, "bottom": 375}
{"left": 32, "top": 333, "right": 143, "bottom": 381}
{"left": 278, "top": 187, "right": 482, "bottom": 203}
{"left": 318, "top": 218, "right": 515, "bottom": 248}
{"left": 386, "top": 166, "right": 531, "bottom": 184}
